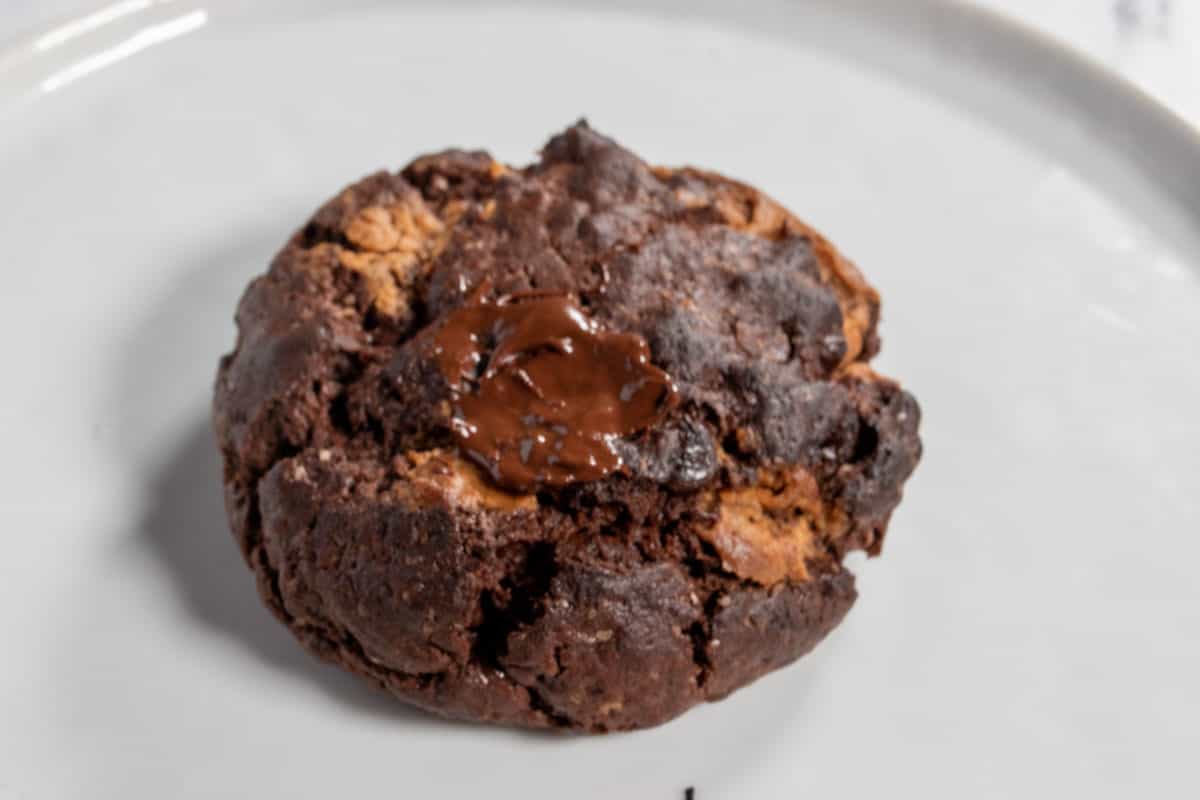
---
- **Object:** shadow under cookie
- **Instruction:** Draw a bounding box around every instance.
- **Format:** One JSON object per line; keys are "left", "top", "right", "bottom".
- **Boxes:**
{"left": 138, "top": 419, "right": 436, "bottom": 722}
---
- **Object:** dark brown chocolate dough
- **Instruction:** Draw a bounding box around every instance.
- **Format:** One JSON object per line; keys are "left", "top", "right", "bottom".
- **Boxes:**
{"left": 433, "top": 291, "right": 677, "bottom": 490}
{"left": 213, "top": 121, "right": 922, "bottom": 732}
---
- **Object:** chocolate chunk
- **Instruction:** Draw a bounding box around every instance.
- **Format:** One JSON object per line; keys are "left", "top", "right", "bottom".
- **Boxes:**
{"left": 432, "top": 291, "right": 676, "bottom": 490}
{"left": 615, "top": 418, "right": 719, "bottom": 491}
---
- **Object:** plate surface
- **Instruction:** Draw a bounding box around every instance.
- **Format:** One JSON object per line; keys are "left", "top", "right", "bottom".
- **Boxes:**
{"left": 2, "top": 2, "right": 1198, "bottom": 798}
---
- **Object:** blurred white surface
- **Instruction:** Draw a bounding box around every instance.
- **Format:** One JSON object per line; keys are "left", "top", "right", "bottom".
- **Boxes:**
{"left": 4, "top": 0, "right": 1200, "bottom": 125}
{"left": 973, "top": 0, "right": 1200, "bottom": 125}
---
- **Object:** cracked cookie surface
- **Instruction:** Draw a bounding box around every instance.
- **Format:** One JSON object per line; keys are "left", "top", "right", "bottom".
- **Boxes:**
{"left": 213, "top": 121, "right": 921, "bottom": 731}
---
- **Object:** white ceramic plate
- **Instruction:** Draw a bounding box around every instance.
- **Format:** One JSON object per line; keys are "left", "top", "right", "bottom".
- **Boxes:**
{"left": 3, "top": 2, "right": 1198, "bottom": 798}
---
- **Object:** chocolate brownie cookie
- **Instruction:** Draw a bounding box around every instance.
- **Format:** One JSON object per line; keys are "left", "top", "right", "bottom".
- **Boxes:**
{"left": 213, "top": 122, "right": 921, "bottom": 732}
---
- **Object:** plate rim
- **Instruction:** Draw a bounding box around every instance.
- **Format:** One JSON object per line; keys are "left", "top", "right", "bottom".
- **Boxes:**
{"left": 0, "top": 0, "right": 1196, "bottom": 139}
{"left": 3, "top": 0, "right": 1199, "bottom": 229}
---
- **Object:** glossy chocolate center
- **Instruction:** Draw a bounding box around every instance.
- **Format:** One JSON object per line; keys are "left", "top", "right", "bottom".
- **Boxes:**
{"left": 433, "top": 292, "right": 677, "bottom": 491}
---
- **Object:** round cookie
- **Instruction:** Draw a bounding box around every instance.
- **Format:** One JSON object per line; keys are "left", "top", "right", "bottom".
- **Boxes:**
{"left": 213, "top": 121, "right": 922, "bottom": 731}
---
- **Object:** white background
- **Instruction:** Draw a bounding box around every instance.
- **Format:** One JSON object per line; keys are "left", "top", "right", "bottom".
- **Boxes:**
{"left": 1, "top": 1, "right": 1199, "bottom": 798}
{"left": 4, "top": 0, "right": 1200, "bottom": 126}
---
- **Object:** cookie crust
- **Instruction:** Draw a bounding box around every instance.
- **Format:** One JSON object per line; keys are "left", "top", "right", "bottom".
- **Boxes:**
{"left": 214, "top": 122, "right": 921, "bottom": 731}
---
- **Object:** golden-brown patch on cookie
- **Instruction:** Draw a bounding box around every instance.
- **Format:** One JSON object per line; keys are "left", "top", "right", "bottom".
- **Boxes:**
{"left": 393, "top": 449, "right": 537, "bottom": 512}
{"left": 698, "top": 467, "right": 848, "bottom": 584}
{"left": 333, "top": 193, "right": 458, "bottom": 318}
